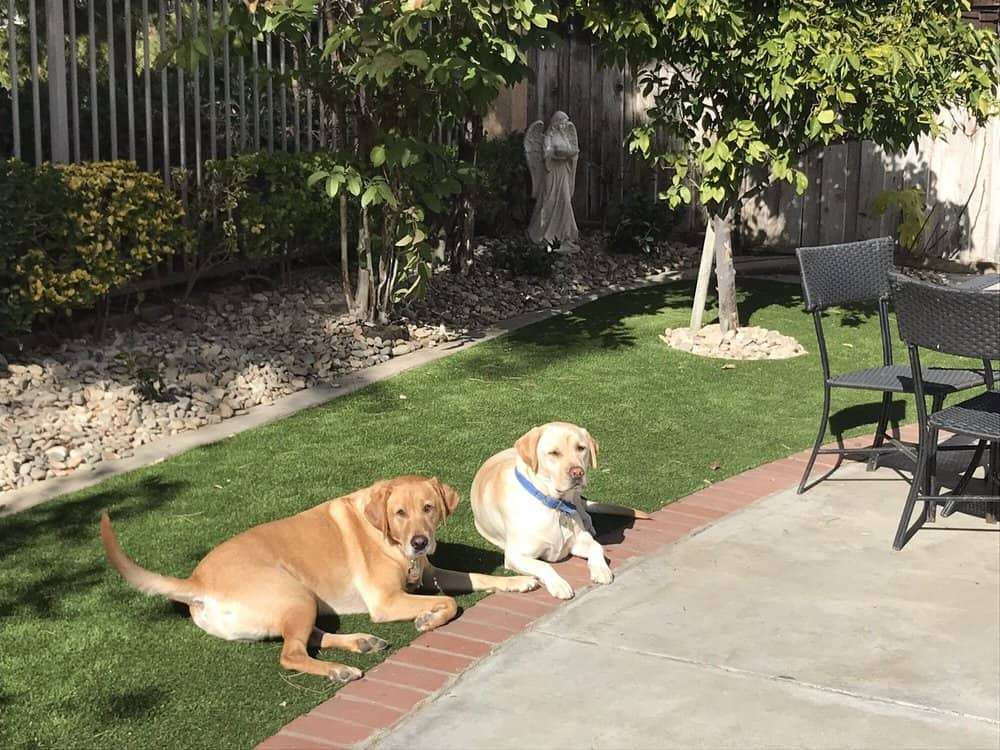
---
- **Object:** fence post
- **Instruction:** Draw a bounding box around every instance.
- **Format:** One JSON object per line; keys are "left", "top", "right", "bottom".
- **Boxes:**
{"left": 45, "top": 0, "right": 70, "bottom": 162}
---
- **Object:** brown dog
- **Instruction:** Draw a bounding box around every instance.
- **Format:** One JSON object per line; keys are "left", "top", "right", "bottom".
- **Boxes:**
{"left": 101, "top": 475, "right": 538, "bottom": 681}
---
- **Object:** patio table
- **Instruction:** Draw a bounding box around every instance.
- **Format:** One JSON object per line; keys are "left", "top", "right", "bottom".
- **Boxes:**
{"left": 955, "top": 273, "right": 1000, "bottom": 293}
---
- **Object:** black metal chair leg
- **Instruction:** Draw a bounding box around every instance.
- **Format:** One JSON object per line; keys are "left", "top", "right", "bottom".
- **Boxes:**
{"left": 868, "top": 392, "right": 893, "bottom": 471}
{"left": 942, "top": 440, "right": 987, "bottom": 517}
{"left": 895, "top": 426, "right": 936, "bottom": 550}
{"left": 798, "top": 386, "right": 831, "bottom": 495}
{"left": 987, "top": 442, "right": 999, "bottom": 525}
{"left": 924, "top": 395, "right": 944, "bottom": 522}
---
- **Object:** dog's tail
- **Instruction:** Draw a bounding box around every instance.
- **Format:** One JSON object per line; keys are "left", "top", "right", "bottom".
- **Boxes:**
{"left": 584, "top": 501, "right": 652, "bottom": 520}
{"left": 100, "top": 512, "right": 199, "bottom": 604}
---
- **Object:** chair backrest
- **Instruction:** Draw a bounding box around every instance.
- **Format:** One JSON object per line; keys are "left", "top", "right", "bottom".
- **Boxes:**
{"left": 796, "top": 238, "right": 894, "bottom": 312}
{"left": 889, "top": 271, "right": 1000, "bottom": 360}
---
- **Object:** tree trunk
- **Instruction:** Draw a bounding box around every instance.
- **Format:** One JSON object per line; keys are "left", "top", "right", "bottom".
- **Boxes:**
{"left": 449, "top": 113, "right": 483, "bottom": 274}
{"left": 361, "top": 206, "right": 376, "bottom": 322}
{"left": 712, "top": 207, "right": 740, "bottom": 333}
{"left": 689, "top": 221, "right": 716, "bottom": 331}
{"left": 340, "top": 193, "right": 354, "bottom": 316}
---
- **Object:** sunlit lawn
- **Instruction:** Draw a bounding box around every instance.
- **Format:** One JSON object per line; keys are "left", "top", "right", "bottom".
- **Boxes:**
{"left": 0, "top": 279, "right": 920, "bottom": 749}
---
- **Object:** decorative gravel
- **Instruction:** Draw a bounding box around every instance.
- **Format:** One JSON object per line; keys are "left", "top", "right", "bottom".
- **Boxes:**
{"left": 1, "top": 235, "right": 698, "bottom": 492}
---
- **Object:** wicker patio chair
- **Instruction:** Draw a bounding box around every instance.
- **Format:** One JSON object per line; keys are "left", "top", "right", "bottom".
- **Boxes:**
{"left": 795, "top": 238, "right": 986, "bottom": 494}
{"left": 889, "top": 272, "right": 999, "bottom": 550}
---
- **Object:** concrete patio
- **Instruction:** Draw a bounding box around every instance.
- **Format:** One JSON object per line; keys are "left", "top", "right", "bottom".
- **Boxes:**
{"left": 369, "top": 459, "right": 1000, "bottom": 750}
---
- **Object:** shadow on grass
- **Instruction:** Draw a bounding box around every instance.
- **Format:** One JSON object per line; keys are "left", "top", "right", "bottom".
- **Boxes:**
{"left": 430, "top": 541, "right": 504, "bottom": 575}
{"left": 103, "top": 688, "right": 169, "bottom": 721}
{"left": 0, "top": 476, "right": 188, "bottom": 618}
{"left": 829, "top": 399, "right": 909, "bottom": 440}
{"left": 455, "top": 280, "right": 808, "bottom": 384}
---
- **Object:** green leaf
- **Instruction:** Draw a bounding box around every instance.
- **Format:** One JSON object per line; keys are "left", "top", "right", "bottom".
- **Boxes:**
{"left": 400, "top": 50, "right": 430, "bottom": 70}
{"left": 306, "top": 170, "right": 328, "bottom": 188}
{"left": 817, "top": 109, "right": 836, "bottom": 124}
{"left": 370, "top": 145, "right": 386, "bottom": 167}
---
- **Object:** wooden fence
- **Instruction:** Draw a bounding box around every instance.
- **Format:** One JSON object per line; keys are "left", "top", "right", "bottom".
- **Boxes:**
{"left": 488, "top": 40, "right": 999, "bottom": 267}
{"left": 4, "top": 7, "right": 998, "bottom": 267}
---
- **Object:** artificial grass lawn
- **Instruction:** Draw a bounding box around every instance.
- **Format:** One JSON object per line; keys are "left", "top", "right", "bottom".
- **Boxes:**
{"left": 1, "top": 280, "right": 928, "bottom": 749}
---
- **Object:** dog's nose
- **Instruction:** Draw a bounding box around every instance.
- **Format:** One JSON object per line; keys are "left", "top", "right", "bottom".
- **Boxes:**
{"left": 411, "top": 535, "right": 429, "bottom": 553}
{"left": 568, "top": 466, "right": 585, "bottom": 480}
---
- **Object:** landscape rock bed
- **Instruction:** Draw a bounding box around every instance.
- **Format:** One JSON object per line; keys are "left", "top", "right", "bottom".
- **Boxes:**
{"left": 1, "top": 235, "right": 697, "bottom": 493}
{"left": 659, "top": 324, "right": 806, "bottom": 360}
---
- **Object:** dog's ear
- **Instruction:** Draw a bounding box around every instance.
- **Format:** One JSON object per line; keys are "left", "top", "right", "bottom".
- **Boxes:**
{"left": 515, "top": 426, "right": 543, "bottom": 473}
{"left": 431, "top": 477, "right": 461, "bottom": 518}
{"left": 585, "top": 430, "right": 599, "bottom": 469}
{"left": 364, "top": 482, "right": 392, "bottom": 537}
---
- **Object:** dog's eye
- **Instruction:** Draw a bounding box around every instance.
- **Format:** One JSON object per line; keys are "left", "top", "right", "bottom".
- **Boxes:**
{"left": 576, "top": 445, "right": 586, "bottom": 452}
{"left": 395, "top": 509, "right": 407, "bottom": 518}
{"left": 423, "top": 504, "right": 433, "bottom": 513}
{"left": 548, "top": 449, "right": 561, "bottom": 457}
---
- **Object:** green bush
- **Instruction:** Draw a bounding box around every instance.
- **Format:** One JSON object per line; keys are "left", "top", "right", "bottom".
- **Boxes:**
{"left": 0, "top": 160, "right": 188, "bottom": 337}
{"left": 609, "top": 193, "right": 678, "bottom": 255}
{"left": 490, "top": 237, "right": 556, "bottom": 277}
{"left": 188, "top": 151, "right": 342, "bottom": 269}
{"left": 476, "top": 133, "right": 531, "bottom": 238}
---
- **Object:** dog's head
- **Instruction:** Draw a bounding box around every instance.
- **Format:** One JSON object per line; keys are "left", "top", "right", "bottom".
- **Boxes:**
{"left": 515, "top": 422, "right": 599, "bottom": 497}
{"left": 363, "top": 476, "right": 460, "bottom": 559}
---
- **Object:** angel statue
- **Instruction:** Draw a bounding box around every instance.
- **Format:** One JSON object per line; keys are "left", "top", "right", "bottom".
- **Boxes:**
{"left": 524, "top": 111, "right": 580, "bottom": 246}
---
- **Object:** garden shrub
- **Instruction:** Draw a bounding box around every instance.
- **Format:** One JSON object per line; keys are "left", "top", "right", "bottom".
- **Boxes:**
{"left": 490, "top": 236, "right": 556, "bottom": 277}
{"left": 476, "top": 133, "right": 532, "bottom": 238}
{"left": 609, "top": 193, "right": 678, "bottom": 255}
{"left": 189, "top": 151, "right": 342, "bottom": 269}
{"left": 0, "top": 160, "right": 188, "bottom": 337}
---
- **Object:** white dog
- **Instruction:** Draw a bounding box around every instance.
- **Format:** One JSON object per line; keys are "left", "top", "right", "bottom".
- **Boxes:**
{"left": 471, "top": 422, "right": 648, "bottom": 599}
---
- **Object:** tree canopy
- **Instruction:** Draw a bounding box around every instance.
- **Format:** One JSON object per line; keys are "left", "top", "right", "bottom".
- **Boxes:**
{"left": 577, "top": 0, "right": 999, "bottom": 330}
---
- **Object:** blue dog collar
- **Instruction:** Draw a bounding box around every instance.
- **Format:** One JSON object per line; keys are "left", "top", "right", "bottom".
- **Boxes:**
{"left": 514, "top": 468, "right": 578, "bottom": 516}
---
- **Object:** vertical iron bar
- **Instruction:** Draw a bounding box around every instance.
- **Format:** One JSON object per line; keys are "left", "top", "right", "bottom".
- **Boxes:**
{"left": 251, "top": 37, "right": 259, "bottom": 150}
{"left": 7, "top": 0, "right": 20, "bottom": 160}
{"left": 87, "top": 0, "right": 97, "bottom": 159}
{"left": 175, "top": 0, "right": 184, "bottom": 176}
{"left": 106, "top": 0, "right": 117, "bottom": 158}
{"left": 207, "top": 0, "right": 215, "bottom": 160}
{"left": 238, "top": 49, "right": 245, "bottom": 151}
{"left": 46, "top": 0, "right": 70, "bottom": 162}
{"left": 266, "top": 33, "right": 273, "bottom": 152}
{"left": 158, "top": 0, "right": 168, "bottom": 182}
{"left": 192, "top": 0, "right": 201, "bottom": 182}
{"left": 221, "top": 0, "right": 230, "bottom": 157}
{"left": 292, "top": 45, "right": 299, "bottom": 152}
{"left": 124, "top": 0, "right": 136, "bottom": 161}
{"left": 279, "top": 38, "right": 286, "bottom": 151}
{"left": 317, "top": 13, "right": 324, "bottom": 148}
{"left": 142, "top": 0, "right": 152, "bottom": 169}
{"left": 29, "top": 0, "right": 43, "bottom": 163}
{"left": 305, "top": 29, "right": 312, "bottom": 152}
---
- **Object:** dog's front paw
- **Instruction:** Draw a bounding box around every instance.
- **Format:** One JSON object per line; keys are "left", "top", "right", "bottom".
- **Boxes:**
{"left": 352, "top": 634, "right": 389, "bottom": 654}
{"left": 589, "top": 564, "right": 614, "bottom": 585}
{"left": 498, "top": 575, "right": 540, "bottom": 593}
{"left": 328, "top": 664, "right": 363, "bottom": 683}
{"left": 545, "top": 576, "right": 575, "bottom": 600}
{"left": 414, "top": 602, "right": 456, "bottom": 632}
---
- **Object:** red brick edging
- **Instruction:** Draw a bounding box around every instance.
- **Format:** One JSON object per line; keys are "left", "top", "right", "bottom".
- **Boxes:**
{"left": 257, "top": 428, "right": 916, "bottom": 750}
